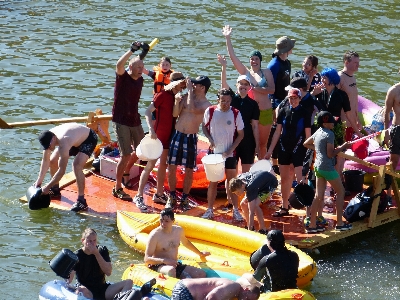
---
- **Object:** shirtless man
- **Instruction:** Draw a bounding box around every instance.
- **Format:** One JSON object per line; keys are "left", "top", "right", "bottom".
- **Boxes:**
{"left": 34, "top": 123, "right": 98, "bottom": 212}
{"left": 170, "top": 274, "right": 260, "bottom": 300}
{"left": 144, "top": 208, "right": 210, "bottom": 278}
{"left": 384, "top": 81, "right": 400, "bottom": 173}
{"left": 166, "top": 76, "right": 212, "bottom": 210}
{"left": 338, "top": 51, "right": 361, "bottom": 131}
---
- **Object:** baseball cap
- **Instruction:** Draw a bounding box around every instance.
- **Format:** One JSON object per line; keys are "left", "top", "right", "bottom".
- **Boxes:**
{"left": 38, "top": 130, "right": 54, "bottom": 150}
{"left": 237, "top": 75, "right": 251, "bottom": 84}
{"left": 317, "top": 111, "right": 335, "bottom": 125}
{"left": 288, "top": 88, "right": 302, "bottom": 98}
{"left": 285, "top": 77, "right": 307, "bottom": 90}
{"left": 191, "top": 75, "right": 211, "bottom": 90}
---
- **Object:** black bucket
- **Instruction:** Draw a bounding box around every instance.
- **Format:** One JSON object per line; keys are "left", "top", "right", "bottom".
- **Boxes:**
{"left": 49, "top": 248, "right": 79, "bottom": 279}
{"left": 288, "top": 184, "right": 315, "bottom": 209}
{"left": 343, "top": 170, "right": 366, "bottom": 192}
{"left": 249, "top": 244, "right": 271, "bottom": 269}
{"left": 26, "top": 186, "right": 51, "bottom": 210}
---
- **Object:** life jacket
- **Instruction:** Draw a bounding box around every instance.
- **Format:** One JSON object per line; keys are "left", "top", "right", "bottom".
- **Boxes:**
{"left": 152, "top": 66, "right": 173, "bottom": 94}
{"left": 204, "top": 105, "right": 239, "bottom": 153}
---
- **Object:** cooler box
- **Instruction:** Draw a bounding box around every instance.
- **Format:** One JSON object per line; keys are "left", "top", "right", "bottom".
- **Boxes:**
{"left": 99, "top": 155, "right": 139, "bottom": 180}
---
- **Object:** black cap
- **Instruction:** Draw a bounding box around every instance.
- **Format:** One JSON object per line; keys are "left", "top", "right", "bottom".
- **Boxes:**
{"left": 317, "top": 111, "right": 335, "bottom": 125}
{"left": 38, "top": 130, "right": 54, "bottom": 150}
{"left": 191, "top": 75, "right": 211, "bottom": 90}
{"left": 266, "top": 230, "right": 285, "bottom": 244}
{"left": 285, "top": 77, "right": 308, "bottom": 90}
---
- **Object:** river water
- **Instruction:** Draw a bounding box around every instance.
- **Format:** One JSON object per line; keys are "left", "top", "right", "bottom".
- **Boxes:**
{"left": 1, "top": 1, "right": 400, "bottom": 299}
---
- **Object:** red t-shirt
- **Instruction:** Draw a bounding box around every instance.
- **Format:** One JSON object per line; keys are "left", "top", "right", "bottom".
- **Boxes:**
{"left": 112, "top": 71, "right": 144, "bottom": 127}
{"left": 153, "top": 90, "right": 176, "bottom": 148}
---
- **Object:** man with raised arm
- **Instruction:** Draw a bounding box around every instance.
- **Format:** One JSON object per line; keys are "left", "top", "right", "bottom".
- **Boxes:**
{"left": 166, "top": 76, "right": 211, "bottom": 210}
{"left": 35, "top": 123, "right": 98, "bottom": 212}
{"left": 111, "top": 40, "right": 150, "bottom": 210}
{"left": 144, "top": 208, "right": 210, "bottom": 279}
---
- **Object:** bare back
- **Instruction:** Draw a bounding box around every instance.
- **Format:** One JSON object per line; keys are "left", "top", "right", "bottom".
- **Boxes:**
{"left": 51, "top": 123, "right": 90, "bottom": 150}
{"left": 148, "top": 225, "right": 183, "bottom": 261}
{"left": 182, "top": 278, "right": 241, "bottom": 300}
{"left": 385, "top": 83, "right": 400, "bottom": 126}
{"left": 175, "top": 95, "right": 211, "bottom": 134}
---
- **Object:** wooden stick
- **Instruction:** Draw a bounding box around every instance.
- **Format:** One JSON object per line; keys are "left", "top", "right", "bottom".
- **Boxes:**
{"left": 0, "top": 114, "right": 112, "bottom": 129}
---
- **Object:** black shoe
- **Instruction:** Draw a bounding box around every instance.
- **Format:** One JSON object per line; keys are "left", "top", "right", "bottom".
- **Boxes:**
{"left": 48, "top": 187, "right": 61, "bottom": 198}
{"left": 180, "top": 199, "right": 191, "bottom": 211}
{"left": 70, "top": 200, "right": 88, "bottom": 212}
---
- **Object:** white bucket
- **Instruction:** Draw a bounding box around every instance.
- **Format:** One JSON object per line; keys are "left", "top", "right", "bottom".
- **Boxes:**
{"left": 250, "top": 159, "right": 272, "bottom": 173}
{"left": 137, "top": 135, "right": 163, "bottom": 161}
{"left": 201, "top": 154, "right": 225, "bottom": 182}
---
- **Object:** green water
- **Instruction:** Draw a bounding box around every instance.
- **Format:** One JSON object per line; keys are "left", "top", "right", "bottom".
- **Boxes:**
{"left": 1, "top": 1, "right": 400, "bottom": 298}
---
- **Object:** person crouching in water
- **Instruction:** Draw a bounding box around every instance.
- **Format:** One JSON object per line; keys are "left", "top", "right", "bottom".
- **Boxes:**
{"left": 245, "top": 230, "right": 299, "bottom": 292}
{"left": 229, "top": 170, "right": 278, "bottom": 234}
{"left": 303, "top": 111, "right": 352, "bottom": 232}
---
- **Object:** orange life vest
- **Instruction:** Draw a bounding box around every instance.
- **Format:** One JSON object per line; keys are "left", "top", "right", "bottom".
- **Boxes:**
{"left": 152, "top": 66, "right": 173, "bottom": 94}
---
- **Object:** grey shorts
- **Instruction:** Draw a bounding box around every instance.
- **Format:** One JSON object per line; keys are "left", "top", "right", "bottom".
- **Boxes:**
{"left": 112, "top": 122, "right": 144, "bottom": 156}
{"left": 171, "top": 280, "right": 194, "bottom": 300}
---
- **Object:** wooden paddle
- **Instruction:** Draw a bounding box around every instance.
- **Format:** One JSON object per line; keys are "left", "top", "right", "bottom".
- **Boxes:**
{"left": 0, "top": 114, "right": 112, "bottom": 129}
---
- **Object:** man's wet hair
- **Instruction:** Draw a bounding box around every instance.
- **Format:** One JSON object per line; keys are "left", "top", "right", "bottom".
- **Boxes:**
{"left": 160, "top": 208, "right": 175, "bottom": 220}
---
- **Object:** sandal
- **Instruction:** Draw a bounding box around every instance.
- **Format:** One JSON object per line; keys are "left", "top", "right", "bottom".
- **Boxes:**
{"left": 272, "top": 207, "right": 289, "bottom": 217}
{"left": 122, "top": 174, "right": 134, "bottom": 189}
{"left": 112, "top": 187, "right": 132, "bottom": 201}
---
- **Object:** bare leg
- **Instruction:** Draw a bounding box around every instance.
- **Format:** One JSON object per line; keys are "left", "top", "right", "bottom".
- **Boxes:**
{"left": 73, "top": 153, "right": 90, "bottom": 197}
{"left": 258, "top": 124, "right": 272, "bottom": 159}
{"left": 49, "top": 149, "right": 60, "bottom": 179}
{"left": 183, "top": 168, "right": 193, "bottom": 194}
{"left": 206, "top": 182, "right": 218, "bottom": 209}
{"left": 137, "top": 159, "right": 157, "bottom": 197}
{"left": 241, "top": 163, "right": 251, "bottom": 173}
{"left": 180, "top": 265, "right": 206, "bottom": 278}
{"left": 116, "top": 154, "right": 131, "bottom": 190}
{"left": 329, "top": 177, "right": 345, "bottom": 227}
{"left": 335, "top": 156, "right": 345, "bottom": 182}
{"left": 279, "top": 164, "right": 294, "bottom": 210}
{"left": 225, "top": 169, "right": 238, "bottom": 209}
{"left": 309, "top": 177, "right": 326, "bottom": 228}
{"left": 168, "top": 164, "right": 178, "bottom": 192}
{"left": 155, "top": 149, "right": 169, "bottom": 195}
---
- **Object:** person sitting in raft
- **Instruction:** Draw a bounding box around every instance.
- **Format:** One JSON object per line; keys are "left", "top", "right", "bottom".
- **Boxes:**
{"left": 246, "top": 230, "right": 299, "bottom": 292}
{"left": 34, "top": 123, "right": 98, "bottom": 212}
{"left": 170, "top": 273, "right": 260, "bottom": 300}
{"left": 229, "top": 170, "right": 278, "bottom": 234}
{"left": 303, "top": 111, "right": 353, "bottom": 232}
{"left": 68, "top": 228, "right": 134, "bottom": 300}
{"left": 144, "top": 208, "right": 210, "bottom": 279}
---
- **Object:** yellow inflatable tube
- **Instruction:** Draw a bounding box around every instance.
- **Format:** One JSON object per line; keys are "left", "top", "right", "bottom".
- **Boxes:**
{"left": 117, "top": 211, "right": 317, "bottom": 288}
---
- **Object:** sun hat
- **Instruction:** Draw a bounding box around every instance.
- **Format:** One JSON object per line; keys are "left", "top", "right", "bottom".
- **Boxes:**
{"left": 273, "top": 36, "right": 296, "bottom": 55}
{"left": 164, "top": 72, "right": 186, "bottom": 90}
{"left": 237, "top": 74, "right": 251, "bottom": 84}
{"left": 288, "top": 88, "right": 302, "bottom": 98}
{"left": 285, "top": 77, "right": 307, "bottom": 90}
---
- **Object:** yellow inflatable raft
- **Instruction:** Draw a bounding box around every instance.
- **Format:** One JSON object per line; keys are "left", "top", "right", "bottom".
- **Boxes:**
{"left": 117, "top": 211, "right": 317, "bottom": 288}
{"left": 122, "top": 264, "right": 316, "bottom": 300}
